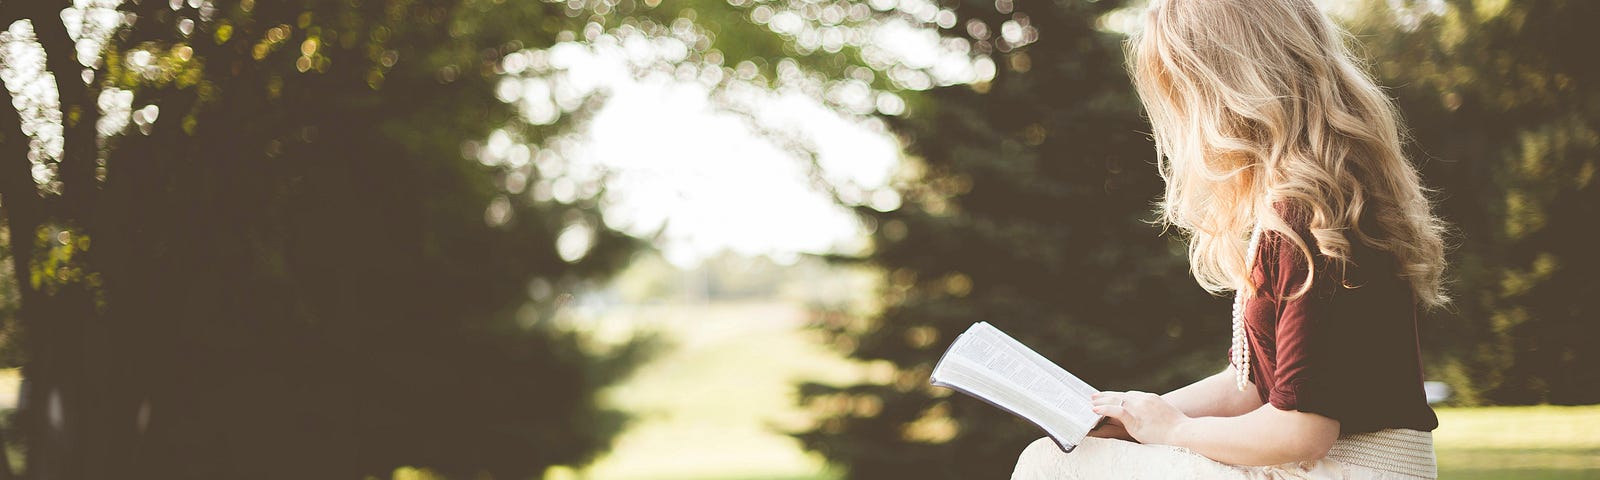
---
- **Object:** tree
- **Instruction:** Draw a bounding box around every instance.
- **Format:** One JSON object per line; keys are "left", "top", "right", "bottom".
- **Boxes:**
{"left": 0, "top": 0, "right": 988, "bottom": 477}
{"left": 1352, "top": 0, "right": 1600, "bottom": 405}
{"left": 0, "top": 1, "right": 650, "bottom": 478}
{"left": 795, "top": 0, "right": 1230, "bottom": 478}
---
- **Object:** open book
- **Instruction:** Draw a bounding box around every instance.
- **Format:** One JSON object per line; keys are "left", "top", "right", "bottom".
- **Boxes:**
{"left": 928, "top": 322, "right": 1104, "bottom": 452}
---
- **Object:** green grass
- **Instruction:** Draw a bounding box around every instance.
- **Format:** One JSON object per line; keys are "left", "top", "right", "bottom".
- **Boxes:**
{"left": 577, "top": 302, "right": 855, "bottom": 480}
{"left": 575, "top": 301, "right": 1600, "bottom": 480}
{"left": 1434, "top": 405, "right": 1600, "bottom": 479}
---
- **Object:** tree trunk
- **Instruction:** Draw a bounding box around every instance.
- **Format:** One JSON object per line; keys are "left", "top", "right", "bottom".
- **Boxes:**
{"left": 6, "top": 2, "right": 113, "bottom": 478}
{"left": 0, "top": 75, "right": 34, "bottom": 480}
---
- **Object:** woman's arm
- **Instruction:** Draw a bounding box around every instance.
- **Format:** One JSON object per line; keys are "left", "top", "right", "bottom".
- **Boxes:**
{"left": 1161, "top": 365, "right": 1266, "bottom": 418}
{"left": 1169, "top": 403, "right": 1339, "bottom": 465}
{"left": 1088, "top": 365, "right": 1264, "bottom": 441}
{"left": 1092, "top": 390, "right": 1339, "bottom": 466}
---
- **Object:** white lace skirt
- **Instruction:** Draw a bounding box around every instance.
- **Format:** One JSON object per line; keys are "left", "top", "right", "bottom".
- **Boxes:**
{"left": 1012, "top": 429, "right": 1437, "bottom": 480}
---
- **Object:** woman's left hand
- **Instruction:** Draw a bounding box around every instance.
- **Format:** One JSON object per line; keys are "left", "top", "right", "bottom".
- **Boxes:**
{"left": 1091, "top": 390, "right": 1191, "bottom": 446}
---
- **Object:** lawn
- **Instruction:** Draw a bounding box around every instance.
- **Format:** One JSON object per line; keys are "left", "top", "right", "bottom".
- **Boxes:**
{"left": 1434, "top": 405, "right": 1600, "bottom": 479}
{"left": 576, "top": 301, "right": 856, "bottom": 480}
{"left": 579, "top": 300, "right": 1600, "bottom": 480}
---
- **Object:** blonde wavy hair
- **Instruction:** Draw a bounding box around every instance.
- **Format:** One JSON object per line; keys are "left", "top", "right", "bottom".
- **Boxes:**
{"left": 1126, "top": 0, "right": 1448, "bottom": 308}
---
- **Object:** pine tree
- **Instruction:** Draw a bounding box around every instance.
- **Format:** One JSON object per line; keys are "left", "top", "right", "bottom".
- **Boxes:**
{"left": 0, "top": 1, "right": 865, "bottom": 477}
{"left": 1354, "top": 0, "right": 1600, "bottom": 405}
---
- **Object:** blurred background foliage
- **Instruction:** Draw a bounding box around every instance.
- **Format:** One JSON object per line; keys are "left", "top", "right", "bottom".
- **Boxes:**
{"left": 1354, "top": 0, "right": 1600, "bottom": 407}
{"left": 0, "top": 1, "right": 660, "bottom": 478}
{"left": 0, "top": 0, "right": 921, "bottom": 478}
{"left": 0, "top": 0, "right": 1588, "bottom": 479}
{"left": 0, "top": 0, "right": 980, "bottom": 477}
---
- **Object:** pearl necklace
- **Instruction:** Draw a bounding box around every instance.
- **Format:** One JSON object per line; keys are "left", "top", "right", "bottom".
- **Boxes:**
{"left": 1231, "top": 225, "right": 1263, "bottom": 392}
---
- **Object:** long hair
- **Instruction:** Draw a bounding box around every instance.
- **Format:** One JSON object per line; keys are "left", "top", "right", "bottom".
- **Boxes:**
{"left": 1126, "top": 0, "right": 1448, "bottom": 308}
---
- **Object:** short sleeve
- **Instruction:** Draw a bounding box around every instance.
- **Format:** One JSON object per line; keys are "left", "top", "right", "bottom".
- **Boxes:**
{"left": 1243, "top": 203, "right": 1438, "bottom": 432}
{"left": 1256, "top": 222, "right": 1346, "bottom": 419}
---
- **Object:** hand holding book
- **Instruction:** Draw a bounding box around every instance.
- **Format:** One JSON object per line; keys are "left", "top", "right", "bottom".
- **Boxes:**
{"left": 1090, "top": 390, "right": 1191, "bottom": 446}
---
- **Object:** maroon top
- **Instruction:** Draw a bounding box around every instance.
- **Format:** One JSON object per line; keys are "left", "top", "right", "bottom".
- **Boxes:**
{"left": 1238, "top": 206, "right": 1438, "bottom": 433}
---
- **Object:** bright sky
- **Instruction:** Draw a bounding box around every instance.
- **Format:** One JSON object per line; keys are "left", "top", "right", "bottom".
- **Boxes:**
{"left": 531, "top": 13, "right": 986, "bottom": 267}
{"left": 577, "top": 81, "right": 898, "bottom": 266}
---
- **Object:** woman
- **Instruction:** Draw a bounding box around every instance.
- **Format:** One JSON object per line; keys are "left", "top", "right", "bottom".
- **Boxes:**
{"left": 1012, "top": 0, "right": 1448, "bottom": 478}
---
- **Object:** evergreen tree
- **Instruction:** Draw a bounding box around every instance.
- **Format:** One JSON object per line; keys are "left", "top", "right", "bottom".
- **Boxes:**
{"left": 0, "top": 0, "right": 888, "bottom": 477}
{"left": 1354, "top": 0, "right": 1600, "bottom": 405}
{"left": 0, "top": 1, "right": 648, "bottom": 477}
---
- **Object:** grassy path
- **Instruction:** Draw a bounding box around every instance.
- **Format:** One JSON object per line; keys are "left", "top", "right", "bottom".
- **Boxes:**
{"left": 578, "top": 302, "right": 854, "bottom": 480}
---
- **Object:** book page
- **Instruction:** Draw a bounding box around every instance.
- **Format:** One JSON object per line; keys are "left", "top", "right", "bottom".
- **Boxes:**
{"left": 969, "top": 323, "right": 1101, "bottom": 428}
{"left": 931, "top": 355, "right": 1080, "bottom": 444}
{"left": 933, "top": 322, "right": 1102, "bottom": 445}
